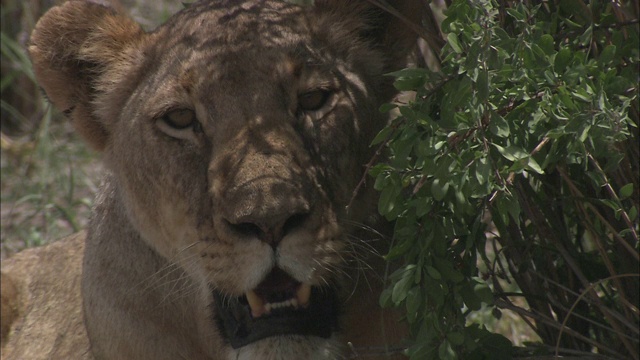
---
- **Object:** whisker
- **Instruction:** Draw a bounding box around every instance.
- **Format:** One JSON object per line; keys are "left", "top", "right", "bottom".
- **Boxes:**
{"left": 129, "top": 240, "right": 210, "bottom": 302}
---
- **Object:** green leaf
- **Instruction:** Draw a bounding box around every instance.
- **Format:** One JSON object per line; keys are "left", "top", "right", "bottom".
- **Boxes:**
{"left": 438, "top": 340, "right": 457, "bottom": 360}
{"left": 526, "top": 157, "right": 545, "bottom": 174}
{"left": 492, "top": 144, "right": 528, "bottom": 162}
{"left": 474, "top": 281, "right": 494, "bottom": 305}
{"left": 578, "top": 25, "right": 593, "bottom": 46}
{"left": 558, "top": 89, "right": 578, "bottom": 110}
{"left": 599, "top": 45, "right": 616, "bottom": 65}
{"left": 385, "top": 236, "right": 416, "bottom": 261}
{"left": 425, "top": 278, "right": 445, "bottom": 307}
{"left": 371, "top": 125, "right": 393, "bottom": 145}
{"left": 474, "top": 158, "right": 491, "bottom": 185}
{"left": 555, "top": 47, "right": 572, "bottom": 72}
{"left": 405, "top": 287, "right": 422, "bottom": 322}
{"left": 394, "top": 76, "right": 426, "bottom": 91}
{"left": 434, "top": 156, "right": 455, "bottom": 180}
{"left": 599, "top": 199, "right": 620, "bottom": 213}
{"left": 619, "top": 183, "right": 634, "bottom": 200}
{"left": 389, "top": 68, "right": 429, "bottom": 91}
{"left": 378, "top": 184, "right": 400, "bottom": 217}
{"left": 387, "top": 67, "right": 431, "bottom": 79}
{"left": 506, "top": 8, "right": 525, "bottom": 21}
{"left": 538, "top": 34, "right": 555, "bottom": 56}
{"left": 415, "top": 198, "right": 433, "bottom": 217}
{"left": 379, "top": 103, "right": 397, "bottom": 113}
{"left": 571, "top": 89, "right": 592, "bottom": 102}
{"left": 373, "top": 174, "right": 387, "bottom": 191}
{"left": 489, "top": 114, "right": 510, "bottom": 138}
{"left": 409, "top": 343, "right": 435, "bottom": 360}
{"left": 578, "top": 123, "right": 591, "bottom": 142}
{"left": 543, "top": 69, "right": 556, "bottom": 85}
{"left": 447, "top": 33, "right": 463, "bottom": 54}
{"left": 379, "top": 287, "right": 393, "bottom": 307}
{"left": 559, "top": 0, "right": 592, "bottom": 26}
{"left": 431, "top": 179, "right": 450, "bottom": 201}
{"left": 447, "top": 332, "right": 465, "bottom": 346}
{"left": 434, "top": 258, "right": 464, "bottom": 283}
{"left": 427, "top": 266, "right": 442, "bottom": 280}
{"left": 392, "top": 270, "right": 414, "bottom": 304}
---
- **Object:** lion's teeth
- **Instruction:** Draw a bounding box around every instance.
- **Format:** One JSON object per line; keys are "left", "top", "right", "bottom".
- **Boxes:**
{"left": 245, "top": 290, "right": 265, "bottom": 317}
{"left": 262, "top": 298, "right": 298, "bottom": 313}
{"left": 296, "top": 284, "right": 311, "bottom": 307}
{"left": 247, "top": 285, "right": 310, "bottom": 317}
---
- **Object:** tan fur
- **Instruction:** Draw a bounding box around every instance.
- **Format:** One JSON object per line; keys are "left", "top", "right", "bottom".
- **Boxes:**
{"left": 0, "top": 272, "right": 20, "bottom": 348}
{"left": 2, "top": 1, "right": 420, "bottom": 359}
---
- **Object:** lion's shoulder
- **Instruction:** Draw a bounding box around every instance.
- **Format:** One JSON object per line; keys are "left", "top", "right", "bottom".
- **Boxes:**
{"left": 1, "top": 233, "right": 90, "bottom": 359}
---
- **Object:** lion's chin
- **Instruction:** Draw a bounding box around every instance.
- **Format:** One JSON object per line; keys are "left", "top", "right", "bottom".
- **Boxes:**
{"left": 228, "top": 335, "right": 343, "bottom": 360}
{"left": 213, "top": 268, "right": 340, "bottom": 349}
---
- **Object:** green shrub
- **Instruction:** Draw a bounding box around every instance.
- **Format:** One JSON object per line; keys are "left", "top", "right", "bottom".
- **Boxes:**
{"left": 374, "top": 0, "right": 638, "bottom": 358}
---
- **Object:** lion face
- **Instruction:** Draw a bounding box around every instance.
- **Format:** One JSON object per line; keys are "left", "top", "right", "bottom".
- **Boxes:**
{"left": 28, "top": 0, "right": 418, "bottom": 357}
{"left": 109, "top": 2, "right": 387, "bottom": 351}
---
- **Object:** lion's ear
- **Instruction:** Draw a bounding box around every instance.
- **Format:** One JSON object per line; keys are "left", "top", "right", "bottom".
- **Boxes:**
{"left": 29, "top": 1, "right": 146, "bottom": 151}
{"left": 313, "top": 0, "right": 422, "bottom": 71}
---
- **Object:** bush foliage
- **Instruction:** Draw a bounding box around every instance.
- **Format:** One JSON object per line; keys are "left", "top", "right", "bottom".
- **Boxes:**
{"left": 373, "top": 0, "right": 638, "bottom": 359}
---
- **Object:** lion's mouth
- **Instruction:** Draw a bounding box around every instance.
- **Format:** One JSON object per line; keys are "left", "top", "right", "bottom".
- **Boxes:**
{"left": 213, "top": 267, "right": 340, "bottom": 349}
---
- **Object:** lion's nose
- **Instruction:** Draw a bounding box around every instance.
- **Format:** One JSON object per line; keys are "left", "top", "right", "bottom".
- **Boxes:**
{"left": 213, "top": 143, "right": 316, "bottom": 248}
{"left": 224, "top": 206, "right": 310, "bottom": 247}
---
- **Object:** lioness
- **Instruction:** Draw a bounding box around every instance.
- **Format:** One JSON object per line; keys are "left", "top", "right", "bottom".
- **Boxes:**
{"left": 1, "top": 0, "right": 420, "bottom": 359}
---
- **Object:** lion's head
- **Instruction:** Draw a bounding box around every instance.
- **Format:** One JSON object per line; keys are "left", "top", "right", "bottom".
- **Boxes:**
{"left": 28, "top": 0, "right": 419, "bottom": 358}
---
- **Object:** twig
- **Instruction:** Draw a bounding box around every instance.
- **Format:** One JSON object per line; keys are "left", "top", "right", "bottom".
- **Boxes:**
{"left": 557, "top": 165, "right": 639, "bottom": 260}
{"left": 587, "top": 154, "right": 639, "bottom": 245}
{"left": 494, "top": 298, "right": 626, "bottom": 358}
{"left": 347, "top": 118, "right": 405, "bottom": 214}
{"left": 515, "top": 178, "right": 638, "bottom": 357}
{"left": 556, "top": 274, "right": 640, "bottom": 360}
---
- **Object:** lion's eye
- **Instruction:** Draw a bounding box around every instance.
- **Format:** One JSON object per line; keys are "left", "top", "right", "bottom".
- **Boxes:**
{"left": 156, "top": 108, "right": 202, "bottom": 140}
{"left": 298, "top": 89, "right": 332, "bottom": 112}
{"left": 162, "top": 108, "right": 196, "bottom": 130}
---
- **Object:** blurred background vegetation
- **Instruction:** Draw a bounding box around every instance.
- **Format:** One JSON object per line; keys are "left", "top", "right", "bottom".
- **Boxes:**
{"left": 1, "top": 0, "right": 638, "bottom": 359}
